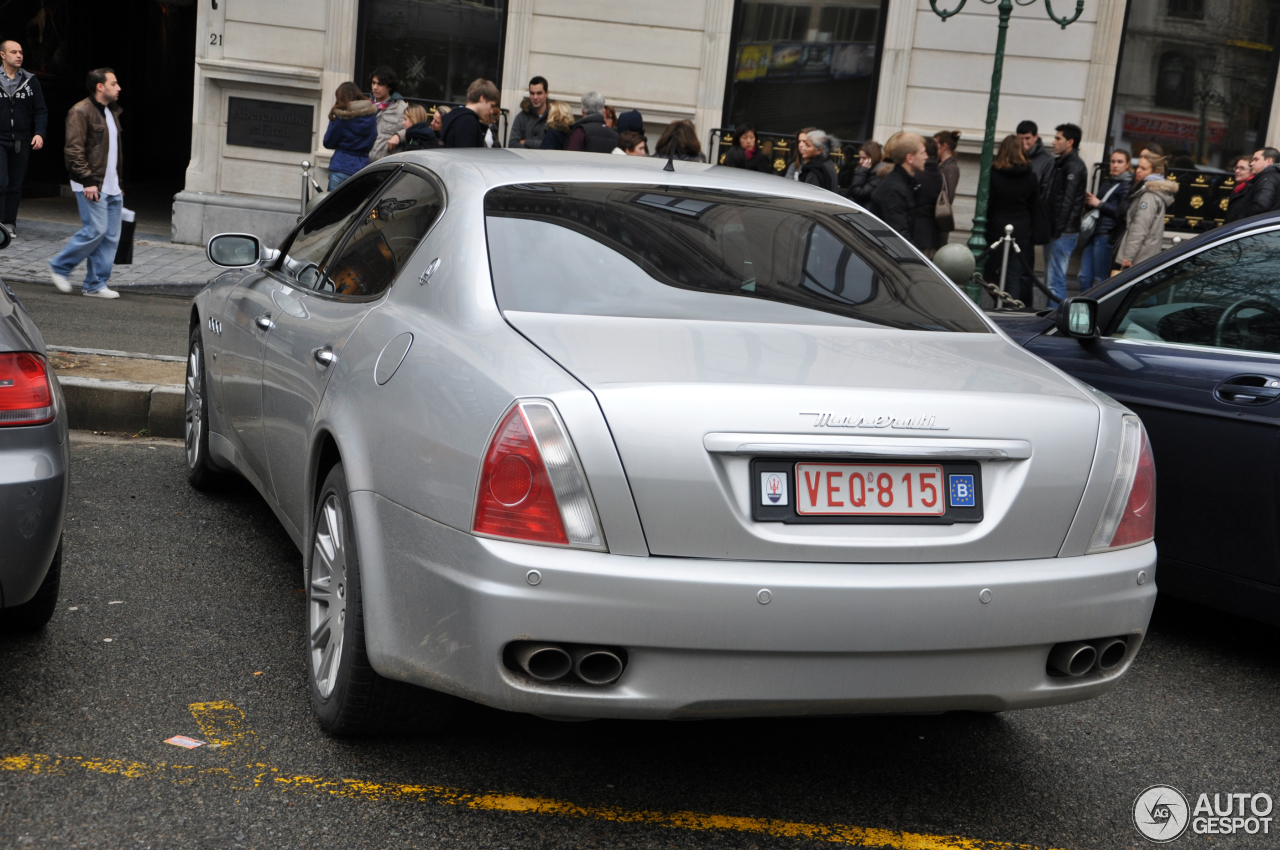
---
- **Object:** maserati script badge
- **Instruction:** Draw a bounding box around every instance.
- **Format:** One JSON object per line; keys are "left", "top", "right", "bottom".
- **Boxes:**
{"left": 800, "top": 412, "right": 949, "bottom": 431}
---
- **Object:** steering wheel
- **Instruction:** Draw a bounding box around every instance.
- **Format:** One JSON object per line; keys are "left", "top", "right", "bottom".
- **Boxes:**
{"left": 1214, "top": 297, "right": 1280, "bottom": 347}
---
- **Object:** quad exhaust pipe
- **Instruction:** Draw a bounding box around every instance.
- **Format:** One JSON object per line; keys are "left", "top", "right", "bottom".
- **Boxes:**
{"left": 509, "top": 641, "right": 626, "bottom": 685}
{"left": 1047, "top": 636, "right": 1130, "bottom": 677}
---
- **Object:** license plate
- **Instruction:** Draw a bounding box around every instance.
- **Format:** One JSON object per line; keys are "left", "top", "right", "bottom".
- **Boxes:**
{"left": 795, "top": 463, "right": 946, "bottom": 516}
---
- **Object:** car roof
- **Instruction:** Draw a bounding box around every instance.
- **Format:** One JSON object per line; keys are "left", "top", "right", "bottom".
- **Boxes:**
{"left": 383, "top": 148, "right": 851, "bottom": 206}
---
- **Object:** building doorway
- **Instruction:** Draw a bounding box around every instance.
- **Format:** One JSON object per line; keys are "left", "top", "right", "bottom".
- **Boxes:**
{"left": 0, "top": 0, "right": 196, "bottom": 234}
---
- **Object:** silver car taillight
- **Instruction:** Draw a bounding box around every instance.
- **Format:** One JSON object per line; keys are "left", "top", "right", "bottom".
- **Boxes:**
{"left": 1089, "top": 415, "right": 1157, "bottom": 552}
{"left": 472, "top": 399, "right": 606, "bottom": 551}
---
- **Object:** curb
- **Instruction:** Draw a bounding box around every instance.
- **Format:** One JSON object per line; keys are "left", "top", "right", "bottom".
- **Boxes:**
{"left": 58, "top": 376, "right": 184, "bottom": 439}
{"left": 5, "top": 275, "right": 206, "bottom": 298}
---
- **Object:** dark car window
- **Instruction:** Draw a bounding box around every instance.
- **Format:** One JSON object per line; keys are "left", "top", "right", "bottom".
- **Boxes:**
{"left": 319, "top": 171, "right": 444, "bottom": 299}
{"left": 1111, "top": 228, "right": 1280, "bottom": 354}
{"left": 273, "top": 170, "right": 392, "bottom": 291}
{"left": 484, "top": 184, "right": 988, "bottom": 332}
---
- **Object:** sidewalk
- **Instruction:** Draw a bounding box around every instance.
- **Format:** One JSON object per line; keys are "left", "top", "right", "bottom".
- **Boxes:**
{"left": 0, "top": 218, "right": 219, "bottom": 296}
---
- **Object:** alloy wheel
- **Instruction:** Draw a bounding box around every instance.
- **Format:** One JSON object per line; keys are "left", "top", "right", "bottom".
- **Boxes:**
{"left": 184, "top": 343, "right": 202, "bottom": 470}
{"left": 309, "top": 494, "right": 348, "bottom": 699}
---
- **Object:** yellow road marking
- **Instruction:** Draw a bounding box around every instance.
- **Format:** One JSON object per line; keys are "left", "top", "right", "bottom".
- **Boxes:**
{"left": 1, "top": 702, "right": 1069, "bottom": 850}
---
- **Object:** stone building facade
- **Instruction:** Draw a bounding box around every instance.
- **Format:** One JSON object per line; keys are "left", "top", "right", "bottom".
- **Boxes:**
{"left": 171, "top": 0, "right": 1280, "bottom": 246}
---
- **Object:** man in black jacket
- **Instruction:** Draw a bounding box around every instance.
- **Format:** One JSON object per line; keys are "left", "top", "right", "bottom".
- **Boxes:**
{"left": 1244, "top": 148, "right": 1280, "bottom": 218}
{"left": 1045, "top": 122, "right": 1087, "bottom": 305}
{"left": 441, "top": 78, "right": 498, "bottom": 148}
{"left": 566, "top": 91, "right": 617, "bottom": 153}
{"left": 870, "top": 132, "right": 936, "bottom": 252}
{"left": 0, "top": 41, "right": 46, "bottom": 235}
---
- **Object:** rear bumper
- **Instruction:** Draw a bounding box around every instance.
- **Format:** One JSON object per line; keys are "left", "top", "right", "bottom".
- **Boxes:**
{"left": 0, "top": 418, "right": 68, "bottom": 608}
{"left": 356, "top": 492, "right": 1157, "bottom": 719}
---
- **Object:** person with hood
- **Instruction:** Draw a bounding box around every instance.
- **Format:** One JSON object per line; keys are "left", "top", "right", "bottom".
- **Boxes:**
{"left": 1117, "top": 153, "right": 1177, "bottom": 270}
{"left": 441, "top": 78, "right": 498, "bottom": 148}
{"left": 1045, "top": 122, "right": 1088, "bottom": 305}
{"left": 508, "top": 76, "right": 548, "bottom": 148}
{"left": 386, "top": 104, "right": 437, "bottom": 152}
{"left": 566, "top": 91, "right": 618, "bottom": 153}
{"left": 797, "top": 129, "right": 838, "bottom": 192}
{"left": 984, "top": 134, "right": 1044, "bottom": 308}
{"left": 870, "top": 132, "right": 938, "bottom": 253}
{"left": 367, "top": 66, "right": 406, "bottom": 162}
{"left": 539, "top": 100, "right": 574, "bottom": 150}
{"left": 723, "top": 123, "right": 773, "bottom": 173}
{"left": 654, "top": 120, "right": 705, "bottom": 162}
{"left": 1242, "top": 147, "right": 1280, "bottom": 218}
{"left": 0, "top": 40, "right": 46, "bottom": 235}
{"left": 1225, "top": 156, "right": 1255, "bottom": 223}
{"left": 322, "top": 82, "right": 377, "bottom": 190}
{"left": 845, "top": 141, "right": 882, "bottom": 204}
{"left": 1079, "top": 148, "right": 1132, "bottom": 291}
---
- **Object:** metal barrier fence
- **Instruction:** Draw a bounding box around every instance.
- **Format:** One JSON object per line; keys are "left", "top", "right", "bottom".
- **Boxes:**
{"left": 708, "top": 128, "right": 860, "bottom": 179}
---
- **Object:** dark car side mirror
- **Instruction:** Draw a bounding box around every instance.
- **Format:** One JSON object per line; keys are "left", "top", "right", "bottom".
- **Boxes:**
{"left": 1056, "top": 297, "right": 1099, "bottom": 340}
{"left": 206, "top": 233, "right": 264, "bottom": 268}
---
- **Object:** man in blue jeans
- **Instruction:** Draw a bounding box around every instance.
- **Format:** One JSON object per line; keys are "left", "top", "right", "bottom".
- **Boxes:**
{"left": 49, "top": 68, "right": 123, "bottom": 299}
{"left": 1045, "top": 123, "right": 1087, "bottom": 306}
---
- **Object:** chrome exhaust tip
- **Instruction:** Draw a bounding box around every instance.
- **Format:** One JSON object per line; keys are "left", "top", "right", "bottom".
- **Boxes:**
{"left": 513, "top": 643, "right": 573, "bottom": 682}
{"left": 572, "top": 647, "right": 624, "bottom": 686}
{"left": 1090, "top": 637, "right": 1128, "bottom": 671}
{"left": 1048, "top": 641, "right": 1097, "bottom": 677}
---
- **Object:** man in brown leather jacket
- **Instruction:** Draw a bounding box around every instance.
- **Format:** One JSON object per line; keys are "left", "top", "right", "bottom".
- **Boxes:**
{"left": 48, "top": 68, "right": 123, "bottom": 298}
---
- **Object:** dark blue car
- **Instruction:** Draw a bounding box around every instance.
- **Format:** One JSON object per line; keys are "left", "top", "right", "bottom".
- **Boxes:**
{"left": 992, "top": 213, "right": 1280, "bottom": 626}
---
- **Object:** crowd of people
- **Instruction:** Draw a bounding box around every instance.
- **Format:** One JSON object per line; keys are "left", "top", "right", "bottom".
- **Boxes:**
{"left": 321, "top": 71, "right": 710, "bottom": 183}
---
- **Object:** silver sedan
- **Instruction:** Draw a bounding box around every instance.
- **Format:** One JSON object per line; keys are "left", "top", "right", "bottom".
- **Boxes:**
{"left": 192, "top": 150, "right": 1156, "bottom": 733}
{"left": 0, "top": 248, "right": 68, "bottom": 634}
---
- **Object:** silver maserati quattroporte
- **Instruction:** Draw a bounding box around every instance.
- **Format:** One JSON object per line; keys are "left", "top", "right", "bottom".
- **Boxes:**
{"left": 191, "top": 150, "right": 1156, "bottom": 734}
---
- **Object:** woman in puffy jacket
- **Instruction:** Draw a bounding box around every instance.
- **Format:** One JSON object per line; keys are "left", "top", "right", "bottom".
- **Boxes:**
{"left": 1117, "top": 153, "right": 1178, "bottom": 269}
{"left": 322, "top": 81, "right": 377, "bottom": 191}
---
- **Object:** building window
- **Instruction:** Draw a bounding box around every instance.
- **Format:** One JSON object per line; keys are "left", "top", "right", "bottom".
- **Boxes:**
{"left": 1155, "top": 51, "right": 1195, "bottom": 109}
{"left": 357, "top": 0, "right": 506, "bottom": 103}
{"left": 1109, "top": 0, "right": 1280, "bottom": 170}
{"left": 1167, "top": 0, "right": 1205, "bottom": 19}
{"left": 726, "top": 0, "right": 887, "bottom": 142}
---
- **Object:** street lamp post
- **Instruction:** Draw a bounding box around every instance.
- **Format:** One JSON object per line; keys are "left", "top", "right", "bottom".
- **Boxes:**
{"left": 928, "top": 0, "right": 1085, "bottom": 264}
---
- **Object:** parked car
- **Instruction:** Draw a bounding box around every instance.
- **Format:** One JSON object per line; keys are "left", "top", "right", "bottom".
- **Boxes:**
{"left": 0, "top": 228, "right": 69, "bottom": 634}
{"left": 191, "top": 150, "right": 1155, "bottom": 734}
{"left": 992, "top": 213, "right": 1280, "bottom": 626}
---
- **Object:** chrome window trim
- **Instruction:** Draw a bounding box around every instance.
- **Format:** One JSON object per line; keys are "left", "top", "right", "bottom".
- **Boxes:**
{"left": 1110, "top": 336, "right": 1280, "bottom": 362}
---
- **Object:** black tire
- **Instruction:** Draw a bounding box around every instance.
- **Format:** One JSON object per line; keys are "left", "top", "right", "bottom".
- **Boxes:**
{"left": 1, "top": 538, "right": 62, "bottom": 634}
{"left": 185, "top": 324, "right": 221, "bottom": 490}
{"left": 307, "top": 462, "right": 456, "bottom": 735}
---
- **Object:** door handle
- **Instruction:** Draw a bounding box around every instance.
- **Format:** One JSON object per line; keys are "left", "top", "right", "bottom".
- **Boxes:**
{"left": 254, "top": 313, "right": 272, "bottom": 331}
{"left": 1214, "top": 375, "right": 1280, "bottom": 406}
{"left": 313, "top": 347, "right": 337, "bottom": 367}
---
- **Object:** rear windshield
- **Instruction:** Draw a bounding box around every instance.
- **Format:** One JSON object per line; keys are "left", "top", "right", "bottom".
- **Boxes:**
{"left": 484, "top": 183, "right": 988, "bottom": 333}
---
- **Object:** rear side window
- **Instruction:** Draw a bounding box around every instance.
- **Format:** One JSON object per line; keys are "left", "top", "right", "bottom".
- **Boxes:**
{"left": 484, "top": 183, "right": 987, "bottom": 332}
{"left": 321, "top": 171, "right": 444, "bottom": 299}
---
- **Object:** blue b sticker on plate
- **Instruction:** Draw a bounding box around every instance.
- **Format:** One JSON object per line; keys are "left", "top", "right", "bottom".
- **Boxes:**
{"left": 949, "top": 474, "right": 975, "bottom": 508}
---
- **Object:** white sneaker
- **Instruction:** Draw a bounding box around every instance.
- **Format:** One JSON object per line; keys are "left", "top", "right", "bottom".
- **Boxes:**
{"left": 48, "top": 268, "right": 72, "bottom": 293}
{"left": 83, "top": 286, "right": 120, "bottom": 299}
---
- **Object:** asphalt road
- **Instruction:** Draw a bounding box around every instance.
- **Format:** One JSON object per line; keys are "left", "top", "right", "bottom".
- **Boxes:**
{"left": 5, "top": 281, "right": 190, "bottom": 357}
{"left": 2, "top": 438, "right": 1279, "bottom": 849}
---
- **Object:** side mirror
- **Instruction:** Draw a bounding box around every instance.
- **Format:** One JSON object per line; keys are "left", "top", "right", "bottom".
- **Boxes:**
{"left": 1056, "top": 297, "right": 1099, "bottom": 340}
{"left": 206, "top": 233, "right": 264, "bottom": 268}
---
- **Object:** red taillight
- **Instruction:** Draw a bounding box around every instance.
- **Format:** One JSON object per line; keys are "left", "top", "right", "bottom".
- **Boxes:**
{"left": 0, "top": 352, "right": 54, "bottom": 427}
{"left": 473, "top": 405, "right": 569, "bottom": 545}
{"left": 1110, "top": 428, "right": 1156, "bottom": 548}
